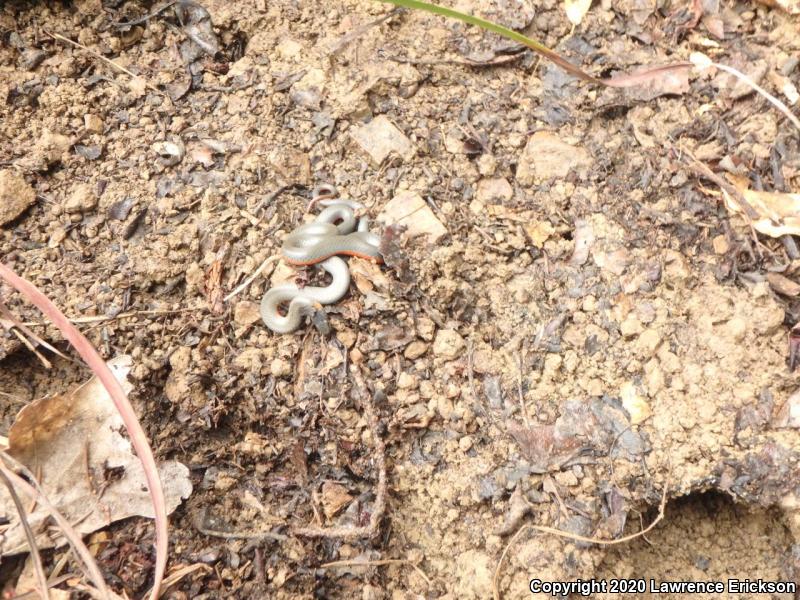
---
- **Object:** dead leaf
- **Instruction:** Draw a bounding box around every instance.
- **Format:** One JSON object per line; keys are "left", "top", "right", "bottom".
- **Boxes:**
{"left": 289, "top": 441, "right": 308, "bottom": 484}
{"left": 350, "top": 258, "right": 390, "bottom": 294}
{"left": 506, "top": 422, "right": 582, "bottom": 472}
{"left": 565, "top": 0, "right": 592, "bottom": 25}
{"left": 723, "top": 175, "right": 800, "bottom": 237}
{"left": 772, "top": 389, "right": 800, "bottom": 429}
{"left": 321, "top": 482, "right": 353, "bottom": 519}
{"left": 524, "top": 220, "right": 555, "bottom": 248}
{"left": 570, "top": 218, "right": 595, "bottom": 265}
{"left": 2, "top": 356, "right": 192, "bottom": 556}
{"left": 767, "top": 272, "right": 800, "bottom": 297}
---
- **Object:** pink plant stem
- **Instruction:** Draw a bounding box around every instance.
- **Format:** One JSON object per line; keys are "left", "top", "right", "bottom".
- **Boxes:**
{"left": 0, "top": 261, "right": 167, "bottom": 600}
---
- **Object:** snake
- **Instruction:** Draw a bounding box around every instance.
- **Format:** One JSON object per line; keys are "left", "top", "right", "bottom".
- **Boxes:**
{"left": 260, "top": 198, "right": 383, "bottom": 333}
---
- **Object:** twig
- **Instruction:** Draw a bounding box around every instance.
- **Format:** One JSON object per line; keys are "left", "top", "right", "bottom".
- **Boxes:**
{"left": 194, "top": 519, "right": 287, "bottom": 542}
{"left": 223, "top": 255, "right": 280, "bottom": 303}
{"left": 678, "top": 146, "right": 761, "bottom": 222}
{"left": 147, "top": 563, "right": 212, "bottom": 598}
{"left": 0, "top": 453, "right": 112, "bottom": 600}
{"left": 492, "top": 479, "right": 670, "bottom": 600}
{"left": 0, "top": 298, "right": 71, "bottom": 362}
{"left": 329, "top": 8, "right": 403, "bottom": 55}
{"left": 44, "top": 31, "right": 166, "bottom": 99}
{"left": 466, "top": 339, "right": 500, "bottom": 431}
{"left": 112, "top": 0, "right": 180, "bottom": 27}
{"left": 0, "top": 470, "right": 50, "bottom": 600}
{"left": 691, "top": 54, "right": 800, "bottom": 133}
{"left": 0, "top": 262, "right": 168, "bottom": 600}
{"left": 292, "top": 365, "right": 387, "bottom": 539}
{"left": 320, "top": 558, "right": 431, "bottom": 586}
{"left": 492, "top": 523, "right": 530, "bottom": 600}
{"left": 22, "top": 308, "right": 197, "bottom": 327}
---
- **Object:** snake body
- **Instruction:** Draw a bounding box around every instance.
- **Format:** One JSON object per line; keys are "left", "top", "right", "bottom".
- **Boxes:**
{"left": 260, "top": 199, "right": 382, "bottom": 333}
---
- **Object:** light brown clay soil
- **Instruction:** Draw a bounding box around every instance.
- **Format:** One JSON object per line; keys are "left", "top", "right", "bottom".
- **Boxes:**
{"left": 1, "top": 0, "right": 800, "bottom": 598}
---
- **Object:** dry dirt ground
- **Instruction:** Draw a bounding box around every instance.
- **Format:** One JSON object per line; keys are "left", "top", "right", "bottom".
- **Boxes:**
{"left": 1, "top": 0, "right": 800, "bottom": 598}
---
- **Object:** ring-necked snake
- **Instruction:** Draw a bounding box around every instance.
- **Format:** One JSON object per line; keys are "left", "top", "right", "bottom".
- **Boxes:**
{"left": 260, "top": 197, "right": 383, "bottom": 333}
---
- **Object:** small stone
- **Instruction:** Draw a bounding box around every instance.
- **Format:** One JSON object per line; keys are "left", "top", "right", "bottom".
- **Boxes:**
{"left": 516, "top": 131, "right": 592, "bottom": 185}
{"left": 64, "top": 182, "right": 97, "bottom": 214}
{"left": 0, "top": 170, "right": 36, "bottom": 226}
{"left": 233, "top": 348, "right": 263, "bottom": 370}
{"left": 620, "top": 314, "right": 644, "bottom": 337}
{"left": 397, "top": 372, "right": 418, "bottom": 389}
{"left": 170, "top": 346, "right": 191, "bottom": 371}
{"left": 476, "top": 177, "right": 513, "bottom": 203}
{"left": 433, "top": 329, "right": 465, "bottom": 360}
{"left": 233, "top": 301, "right": 261, "bottom": 326}
{"left": 725, "top": 317, "right": 748, "bottom": 342}
{"left": 459, "top": 435, "right": 474, "bottom": 452}
{"left": 404, "top": 340, "right": 428, "bottom": 359}
{"left": 477, "top": 153, "right": 497, "bottom": 176}
{"left": 524, "top": 220, "right": 555, "bottom": 248}
{"left": 712, "top": 234, "right": 729, "bottom": 254}
{"left": 663, "top": 250, "right": 690, "bottom": 283}
{"left": 350, "top": 115, "right": 415, "bottom": 166}
{"left": 416, "top": 317, "right": 436, "bottom": 341}
{"left": 620, "top": 381, "right": 651, "bottom": 424}
{"left": 637, "top": 328, "right": 662, "bottom": 356}
{"left": 84, "top": 114, "right": 104, "bottom": 134}
{"left": 437, "top": 395, "right": 454, "bottom": 420}
{"left": 377, "top": 191, "right": 447, "bottom": 243}
{"left": 336, "top": 329, "right": 357, "bottom": 348}
{"left": 276, "top": 38, "right": 304, "bottom": 60}
{"left": 270, "top": 357, "right": 292, "bottom": 378}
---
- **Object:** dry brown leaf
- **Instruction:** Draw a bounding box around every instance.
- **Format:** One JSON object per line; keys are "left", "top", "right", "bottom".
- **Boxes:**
{"left": 1, "top": 356, "right": 192, "bottom": 556}
{"left": 349, "top": 257, "right": 390, "bottom": 294}
{"left": 723, "top": 175, "right": 800, "bottom": 237}
{"left": 766, "top": 272, "right": 800, "bottom": 297}
{"left": 321, "top": 482, "right": 353, "bottom": 519}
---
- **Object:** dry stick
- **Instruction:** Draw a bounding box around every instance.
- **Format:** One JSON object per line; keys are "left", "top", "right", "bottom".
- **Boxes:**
{"left": 0, "top": 298, "right": 71, "bottom": 361}
{"left": 223, "top": 255, "right": 280, "bottom": 303}
{"left": 0, "top": 470, "right": 50, "bottom": 600}
{"left": 0, "top": 262, "right": 168, "bottom": 600}
{"left": 0, "top": 454, "right": 111, "bottom": 600}
{"left": 11, "top": 576, "right": 73, "bottom": 600}
{"left": 22, "top": 307, "right": 197, "bottom": 327}
{"left": 292, "top": 366, "right": 387, "bottom": 540}
{"left": 492, "top": 480, "right": 670, "bottom": 600}
{"left": 706, "top": 59, "right": 800, "bottom": 133}
{"left": 329, "top": 7, "right": 403, "bottom": 55}
{"left": 195, "top": 521, "right": 288, "bottom": 542}
{"left": 44, "top": 31, "right": 166, "bottom": 99}
{"left": 320, "top": 558, "right": 432, "bottom": 586}
{"left": 145, "top": 563, "right": 212, "bottom": 599}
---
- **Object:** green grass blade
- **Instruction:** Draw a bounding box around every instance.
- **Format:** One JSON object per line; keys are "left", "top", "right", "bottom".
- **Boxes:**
{"left": 377, "top": 0, "right": 601, "bottom": 83}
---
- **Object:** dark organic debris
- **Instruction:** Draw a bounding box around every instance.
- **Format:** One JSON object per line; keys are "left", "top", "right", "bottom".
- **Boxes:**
{"left": 715, "top": 442, "right": 800, "bottom": 506}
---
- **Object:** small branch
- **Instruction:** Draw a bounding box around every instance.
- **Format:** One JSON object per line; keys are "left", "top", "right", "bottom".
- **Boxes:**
{"left": 44, "top": 31, "right": 166, "bottom": 99}
{"left": 292, "top": 366, "right": 387, "bottom": 540}
{"left": 492, "top": 479, "right": 670, "bottom": 600}
{"left": 0, "top": 262, "right": 168, "bottom": 600}
{"left": 223, "top": 255, "right": 280, "bottom": 303}
{"left": 320, "top": 558, "right": 431, "bottom": 586}
{"left": 0, "top": 453, "right": 112, "bottom": 600}
{"left": 0, "top": 469, "right": 50, "bottom": 600}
